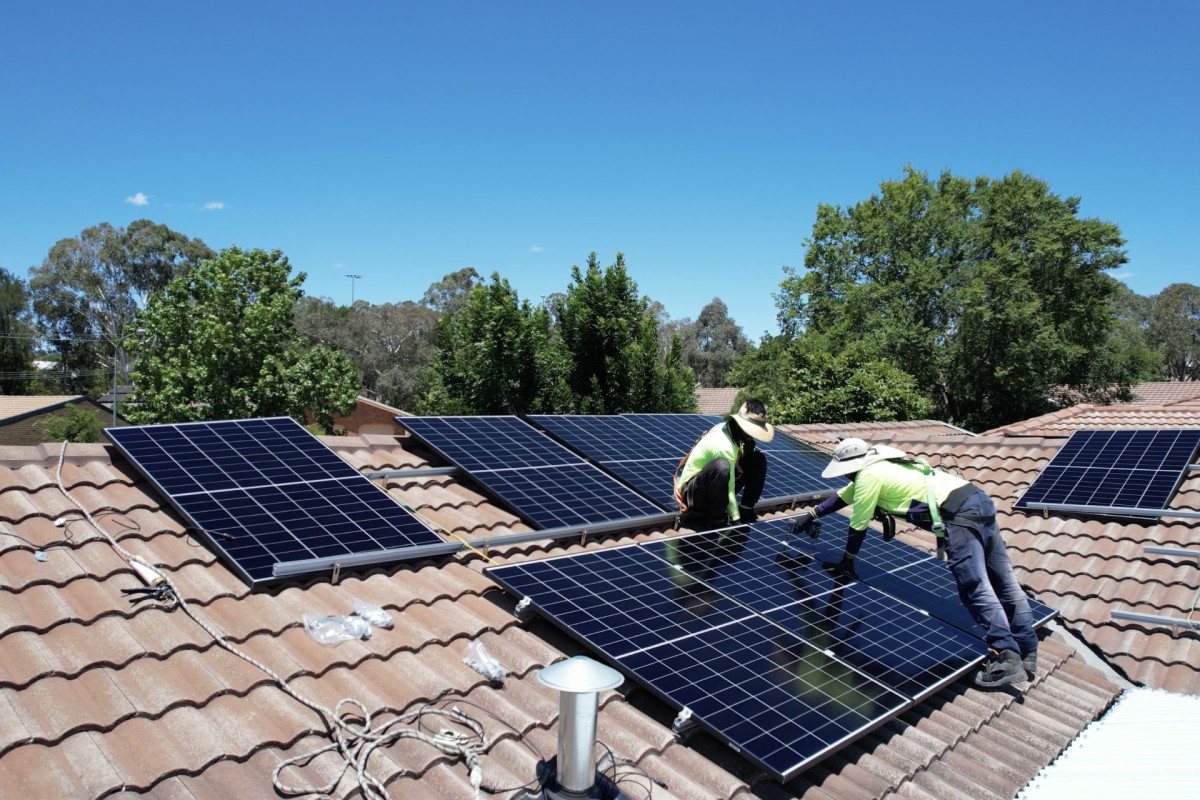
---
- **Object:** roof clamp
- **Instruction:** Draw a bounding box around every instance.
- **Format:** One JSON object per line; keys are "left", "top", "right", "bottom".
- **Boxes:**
{"left": 331, "top": 562, "right": 341, "bottom": 585}
{"left": 580, "top": 530, "right": 588, "bottom": 548}
{"left": 672, "top": 707, "right": 697, "bottom": 735}
{"left": 514, "top": 596, "right": 534, "bottom": 619}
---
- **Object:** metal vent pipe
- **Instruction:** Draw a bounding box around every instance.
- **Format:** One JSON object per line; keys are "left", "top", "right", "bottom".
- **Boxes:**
{"left": 538, "top": 656, "right": 624, "bottom": 798}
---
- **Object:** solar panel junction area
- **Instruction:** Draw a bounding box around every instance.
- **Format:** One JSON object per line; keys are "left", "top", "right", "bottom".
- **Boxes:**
{"left": 105, "top": 417, "right": 445, "bottom": 585}
{"left": 1014, "top": 429, "right": 1200, "bottom": 517}
{"left": 487, "top": 519, "right": 1057, "bottom": 781}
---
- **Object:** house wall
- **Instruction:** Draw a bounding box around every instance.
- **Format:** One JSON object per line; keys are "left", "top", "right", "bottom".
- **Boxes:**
{"left": 0, "top": 399, "right": 127, "bottom": 446}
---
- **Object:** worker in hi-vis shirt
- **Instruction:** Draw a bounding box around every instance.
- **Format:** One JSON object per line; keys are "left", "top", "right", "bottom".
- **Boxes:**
{"left": 790, "top": 438, "right": 1037, "bottom": 688}
{"left": 675, "top": 399, "right": 773, "bottom": 532}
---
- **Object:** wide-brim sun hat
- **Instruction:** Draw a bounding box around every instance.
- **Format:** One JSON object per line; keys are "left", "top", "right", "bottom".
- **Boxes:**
{"left": 821, "top": 438, "right": 908, "bottom": 478}
{"left": 729, "top": 403, "right": 774, "bottom": 443}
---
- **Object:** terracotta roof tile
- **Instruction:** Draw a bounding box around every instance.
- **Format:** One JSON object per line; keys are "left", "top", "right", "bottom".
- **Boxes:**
{"left": 0, "top": 429, "right": 1129, "bottom": 799}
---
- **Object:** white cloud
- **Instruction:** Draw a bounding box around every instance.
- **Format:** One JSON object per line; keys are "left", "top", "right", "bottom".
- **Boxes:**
{"left": 203, "top": 201, "right": 225, "bottom": 210}
{"left": 1110, "top": 272, "right": 1134, "bottom": 280}
{"left": 125, "top": 192, "right": 149, "bottom": 206}
{"left": 530, "top": 245, "right": 544, "bottom": 252}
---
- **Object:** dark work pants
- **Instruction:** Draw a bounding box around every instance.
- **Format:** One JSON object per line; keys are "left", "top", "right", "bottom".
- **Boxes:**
{"left": 944, "top": 492, "right": 1038, "bottom": 657}
{"left": 680, "top": 450, "right": 767, "bottom": 525}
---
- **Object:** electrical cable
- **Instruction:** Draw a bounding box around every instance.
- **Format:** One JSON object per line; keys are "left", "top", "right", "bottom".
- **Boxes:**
{"left": 51, "top": 440, "right": 514, "bottom": 800}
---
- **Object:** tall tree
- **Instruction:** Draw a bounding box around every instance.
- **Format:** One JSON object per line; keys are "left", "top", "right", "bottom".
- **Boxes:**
{"left": 29, "top": 220, "right": 214, "bottom": 387}
{"left": 127, "top": 247, "right": 359, "bottom": 432}
{"left": 557, "top": 253, "right": 695, "bottom": 414}
{"left": 780, "top": 166, "right": 1137, "bottom": 430}
{"left": 677, "top": 298, "right": 751, "bottom": 388}
{"left": 295, "top": 297, "right": 439, "bottom": 411}
{"left": 421, "top": 267, "right": 482, "bottom": 317}
{"left": 1148, "top": 283, "right": 1200, "bottom": 381}
{"left": 0, "top": 268, "right": 35, "bottom": 395}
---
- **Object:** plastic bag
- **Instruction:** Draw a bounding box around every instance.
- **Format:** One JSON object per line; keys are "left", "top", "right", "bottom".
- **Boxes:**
{"left": 303, "top": 614, "right": 371, "bottom": 644}
{"left": 462, "top": 638, "right": 506, "bottom": 682}
{"left": 352, "top": 597, "right": 394, "bottom": 629}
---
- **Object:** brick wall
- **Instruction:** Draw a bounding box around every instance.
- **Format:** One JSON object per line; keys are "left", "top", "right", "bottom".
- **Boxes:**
{"left": 306, "top": 397, "right": 406, "bottom": 436}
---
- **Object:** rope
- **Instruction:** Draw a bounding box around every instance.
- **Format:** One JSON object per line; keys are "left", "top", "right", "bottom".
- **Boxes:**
{"left": 383, "top": 484, "right": 495, "bottom": 563}
{"left": 54, "top": 442, "right": 487, "bottom": 800}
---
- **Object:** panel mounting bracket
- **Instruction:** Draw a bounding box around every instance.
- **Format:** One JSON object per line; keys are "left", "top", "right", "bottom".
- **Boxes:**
{"left": 514, "top": 596, "right": 534, "bottom": 619}
{"left": 672, "top": 707, "right": 697, "bottom": 734}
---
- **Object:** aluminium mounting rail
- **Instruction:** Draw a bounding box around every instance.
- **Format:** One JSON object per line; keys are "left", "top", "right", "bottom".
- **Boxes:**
{"left": 1108, "top": 545, "right": 1200, "bottom": 633}
{"left": 1020, "top": 502, "right": 1200, "bottom": 520}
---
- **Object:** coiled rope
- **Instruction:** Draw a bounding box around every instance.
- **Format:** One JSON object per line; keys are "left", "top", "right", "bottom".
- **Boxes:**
{"left": 54, "top": 442, "right": 485, "bottom": 799}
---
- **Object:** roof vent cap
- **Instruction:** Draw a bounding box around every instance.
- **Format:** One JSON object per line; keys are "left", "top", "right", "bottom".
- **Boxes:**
{"left": 538, "top": 656, "right": 623, "bottom": 694}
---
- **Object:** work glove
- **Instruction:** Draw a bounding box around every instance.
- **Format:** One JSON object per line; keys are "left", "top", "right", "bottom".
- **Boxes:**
{"left": 737, "top": 505, "right": 758, "bottom": 525}
{"left": 873, "top": 509, "right": 896, "bottom": 542}
{"left": 788, "top": 512, "right": 819, "bottom": 538}
{"left": 821, "top": 554, "right": 858, "bottom": 580}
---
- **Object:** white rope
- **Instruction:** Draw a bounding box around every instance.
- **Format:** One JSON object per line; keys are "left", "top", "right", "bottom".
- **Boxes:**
{"left": 54, "top": 442, "right": 486, "bottom": 800}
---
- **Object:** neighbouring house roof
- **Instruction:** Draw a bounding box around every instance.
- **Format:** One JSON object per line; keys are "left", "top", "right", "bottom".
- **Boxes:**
{"left": 847, "top": 429, "right": 1200, "bottom": 696}
{"left": 984, "top": 398, "right": 1200, "bottom": 437}
{"left": 779, "top": 420, "right": 972, "bottom": 442}
{"left": 0, "top": 429, "right": 1124, "bottom": 799}
{"left": 0, "top": 396, "right": 87, "bottom": 421}
{"left": 1125, "top": 381, "right": 1200, "bottom": 406}
{"left": 359, "top": 395, "right": 413, "bottom": 417}
{"left": 97, "top": 386, "right": 134, "bottom": 405}
{"left": 695, "top": 388, "right": 741, "bottom": 416}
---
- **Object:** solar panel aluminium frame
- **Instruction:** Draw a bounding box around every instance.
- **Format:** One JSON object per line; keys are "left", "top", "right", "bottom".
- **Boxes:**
{"left": 104, "top": 417, "right": 448, "bottom": 586}
{"left": 485, "top": 542, "right": 912, "bottom": 781}
{"left": 1014, "top": 429, "right": 1200, "bottom": 519}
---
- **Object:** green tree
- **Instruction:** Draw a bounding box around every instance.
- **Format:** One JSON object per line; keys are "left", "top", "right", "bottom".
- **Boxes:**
{"left": 421, "top": 267, "right": 482, "bottom": 317}
{"left": 1148, "top": 283, "right": 1200, "bottom": 381}
{"left": 0, "top": 268, "right": 35, "bottom": 395}
{"left": 295, "top": 296, "right": 439, "bottom": 411}
{"left": 127, "top": 247, "right": 359, "bottom": 432}
{"left": 38, "top": 403, "right": 104, "bottom": 443}
{"left": 427, "top": 272, "right": 564, "bottom": 414}
{"left": 780, "top": 166, "right": 1137, "bottom": 430}
{"left": 676, "top": 298, "right": 751, "bottom": 388}
{"left": 557, "top": 253, "right": 696, "bottom": 414}
{"left": 29, "top": 220, "right": 215, "bottom": 391}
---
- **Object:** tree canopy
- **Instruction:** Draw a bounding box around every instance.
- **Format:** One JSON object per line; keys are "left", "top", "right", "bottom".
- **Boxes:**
{"left": 770, "top": 166, "right": 1150, "bottom": 430}
{"left": 674, "top": 298, "right": 751, "bottom": 388}
{"left": 1148, "top": 283, "right": 1200, "bottom": 381}
{"left": 127, "top": 247, "right": 359, "bottom": 432}
{"left": 0, "top": 268, "right": 35, "bottom": 395}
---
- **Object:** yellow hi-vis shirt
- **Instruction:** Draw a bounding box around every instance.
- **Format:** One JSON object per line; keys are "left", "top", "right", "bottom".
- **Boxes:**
{"left": 675, "top": 423, "right": 744, "bottom": 521}
{"left": 837, "top": 459, "right": 970, "bottom": 530}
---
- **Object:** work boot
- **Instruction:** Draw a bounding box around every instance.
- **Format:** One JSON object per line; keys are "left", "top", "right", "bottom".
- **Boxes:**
{"left": 975, "top": 649, "right": 1025, "bottom": 688}
{"left": 1022, "top": 650, "right": 1038, "bottom": 681}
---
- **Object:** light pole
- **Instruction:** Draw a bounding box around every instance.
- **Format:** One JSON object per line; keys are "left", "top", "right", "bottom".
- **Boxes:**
{"left": 346, "top": 274, "right": 362, "bottom": 306}
{"left": 113, "top": 329, "right": 145, "bottom": 426}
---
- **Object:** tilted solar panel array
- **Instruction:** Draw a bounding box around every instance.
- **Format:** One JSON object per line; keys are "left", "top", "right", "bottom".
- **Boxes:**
{"left": 398, "top": 416, "right": 666, "bottom": 530}
{"left": 487, "top": 518, "right": 1057, "bottom": 781}
{"left": 531, "top": 413, "right": 843, "bottom": 510}
{"left": 1014, "top": 429, "right": 1200, "bottom": 516}
{"left": 105, "top": 417, "right": 443, "bottom": 585}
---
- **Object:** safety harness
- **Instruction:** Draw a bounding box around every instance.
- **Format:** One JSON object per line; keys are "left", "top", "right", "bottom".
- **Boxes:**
{"left": 889, "top": 459, "right": 996, "bottom": 560}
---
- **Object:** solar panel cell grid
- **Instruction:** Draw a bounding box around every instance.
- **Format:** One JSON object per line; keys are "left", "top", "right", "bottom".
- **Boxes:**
{"left": 602, "top": 458, "right": 681, "bottom": 508}
{"left": 530, "top": 415, "right": 664, "bottom": 462}
{"left": 399, "top": 416, "right": 581, "bottom": 473}
{"left": 477, "top": 464, "right": 664, "bottom": 529}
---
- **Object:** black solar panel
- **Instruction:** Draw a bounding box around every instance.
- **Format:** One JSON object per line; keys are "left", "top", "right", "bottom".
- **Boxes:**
{"left": 399, "top": 416, "right": 666, "bottom": 530}
{"left": 105, "top": 418, "right": 443, "bottom": 585}
{"left": 531, "top": 415, "right": 664, "bottom": 462}
{"left": 621, "top": 413, "right": 723, "bottom": 451}
{"left": 602, "top": 458, "right": 681, "bottom": 508}
{"left": 1015, "top": 429, "right": 1200, "bottom": 515}
{"left": 487, "top": 545, "right": 909, "bottom": 781}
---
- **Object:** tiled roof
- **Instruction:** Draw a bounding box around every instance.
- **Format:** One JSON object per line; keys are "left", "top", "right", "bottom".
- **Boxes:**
{"left": 0, "top": 432, "right": 1122, "bottom": 799}
{"left": 779, "top": 420, "right": 970, "bottom": 441}
{"left": 862, "top": 431, "right": 1200, "bottom": 697}
{"left": 1126, "top": 382, "right": 1200, "bottom": 406}
{"left": 984, "top": 402, "right": 1200, "bottom": 437}
{"left": 0, "top": 396, "right": 86, "bottom": 420}
{"left": 696, "top": 389, "right": 741, "bottom": 416}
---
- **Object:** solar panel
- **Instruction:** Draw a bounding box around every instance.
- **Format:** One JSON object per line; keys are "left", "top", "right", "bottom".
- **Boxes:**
{"left": 755, "top": 515, "right": 1057, "bottom": 638}
{"left": 1015, "top": 429, "right": 1200, "bottom": 516}
{"left": 398, "top": 416, "right": 666, "bottom": 530}
{"left": 105, "top": 417, "right": 443, "bottom": 585}
{"left": 487, "top": 545, "right": 909, "bottom": 781}
{"left": 533, "top": 413, "right": 841, "bottom": 510}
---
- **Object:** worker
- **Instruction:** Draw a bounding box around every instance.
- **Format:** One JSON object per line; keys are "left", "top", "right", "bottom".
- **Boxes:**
{"left": 675, "top": 399, "right": 772, "bottom": 532}
{"left": 789, "top": 438, "right": 1038, "bottom": 688}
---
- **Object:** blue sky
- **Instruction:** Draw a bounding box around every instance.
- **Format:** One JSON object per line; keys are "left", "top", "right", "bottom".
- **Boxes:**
{"left": 1, "top": 2, "right": 1195, "bottom": 339}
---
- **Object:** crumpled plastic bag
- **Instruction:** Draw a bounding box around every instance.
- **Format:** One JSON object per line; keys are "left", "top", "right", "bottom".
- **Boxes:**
{"left": 303, "top": 614, "right": 371, "bottom": 644}
{"left": 462, "top": 638, "right": 506, "bottom": 682}
{"left": 352, "top": 597, "right": 394, "bottom": 629}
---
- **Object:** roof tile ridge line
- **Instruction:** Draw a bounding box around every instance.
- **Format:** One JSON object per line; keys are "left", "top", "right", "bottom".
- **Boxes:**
{"left": 0, "top": 523, "right": 208, "bottom": 559}
{"left": 86, "top": 677, "right": 548, "bottom": 799}
{"left": 0, "top": 554, "right": 220, "bottom": 596}
{"left": 0, "top": 472, "right": 131, "bottom": 498}
{"left": 1160, "top": 391, "right": 1200, "bottom": 408}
